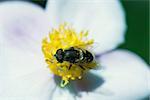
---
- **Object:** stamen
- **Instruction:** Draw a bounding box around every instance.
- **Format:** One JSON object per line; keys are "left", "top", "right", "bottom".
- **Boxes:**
{"left": 61, "top": 79, "right": 69, "bottom": 87}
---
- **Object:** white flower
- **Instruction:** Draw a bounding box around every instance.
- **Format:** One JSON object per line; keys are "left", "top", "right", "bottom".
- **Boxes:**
{"left": 0, "top": 0, "right": 149, "bottom": 100}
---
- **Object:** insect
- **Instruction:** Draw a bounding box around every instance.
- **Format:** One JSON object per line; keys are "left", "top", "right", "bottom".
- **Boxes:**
{"left": 54, "top": 47, "right": 94, "bottom": 70}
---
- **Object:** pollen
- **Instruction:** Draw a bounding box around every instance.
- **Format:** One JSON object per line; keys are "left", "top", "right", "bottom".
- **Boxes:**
{"left": 42, "top": 23, "right": 96, "bottom": 87}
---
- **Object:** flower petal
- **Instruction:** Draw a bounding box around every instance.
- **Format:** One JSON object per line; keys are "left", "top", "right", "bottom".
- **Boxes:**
{"left": 51, "top": 87, "right": 75, "bottom": 100}
{"left": 0, "top": 1, "right": 50, "bottom": 53}
{"left": 0, "top": 45, "right": 55, "bottom": 100}
{"left": 79, "top": 50, "right": 150, "bottom": 100}
{"left": 45, "top": 0, "right": 60, "bottom": 28}
{"left": 46, "top": 0, "right": 126, "bottom": 53}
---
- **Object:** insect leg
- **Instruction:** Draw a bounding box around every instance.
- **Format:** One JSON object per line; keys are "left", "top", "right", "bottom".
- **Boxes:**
{"left": 68, "top": 64, "right": 72, "bottom": 70}
{"left": 79, "top": 65, "right": 85, "bottom": 70}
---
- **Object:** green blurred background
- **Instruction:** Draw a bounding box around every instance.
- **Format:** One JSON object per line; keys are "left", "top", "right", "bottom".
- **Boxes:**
{"left": 120, "top": 0, "right": 149, "bottom": 65}
{"left": 31, "top": 0, "right": 149, "bottom": 64}
{"left": 1, "top": 0, "right": 149, "bottom": 64}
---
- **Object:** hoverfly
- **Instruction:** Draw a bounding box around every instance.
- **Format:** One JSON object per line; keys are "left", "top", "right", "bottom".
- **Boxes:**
{"left": 54, "top": 47, "right": 94, "bottom": 70}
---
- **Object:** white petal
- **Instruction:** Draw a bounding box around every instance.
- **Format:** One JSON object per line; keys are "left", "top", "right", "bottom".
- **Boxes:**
{"left": 46, "top": 0, "right": 126, "bottom": 53}
{"left": 45, "top": 0, "right": 60, "bottom": 28}
{"left": 79, "top": 50, "right": 150, "bottom": 100}
{"left": 0, "top": 45, "right": 55, "bottom": 100}
{"left": 51, "top": 87, "right": 75, "bottom": 100}
{"left": 0, "top": 1, "right": 50, "bottom": 53}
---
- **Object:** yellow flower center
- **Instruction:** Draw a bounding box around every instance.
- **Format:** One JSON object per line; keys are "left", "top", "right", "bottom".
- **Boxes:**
{"left": 42, "top": 23, "right": 96, "bottom": 87}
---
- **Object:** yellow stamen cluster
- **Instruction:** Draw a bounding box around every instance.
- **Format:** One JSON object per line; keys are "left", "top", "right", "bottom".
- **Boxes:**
{"left": 42, "top": 23, "right": 96, "bottom": 87}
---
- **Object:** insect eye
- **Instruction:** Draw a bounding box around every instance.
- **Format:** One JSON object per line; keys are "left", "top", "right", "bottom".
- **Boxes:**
{"left": 57, "top": 49, "right": 63, "bottom": 54}
{"left": 58, "top": 55, "right": 63, "bottom": 59}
